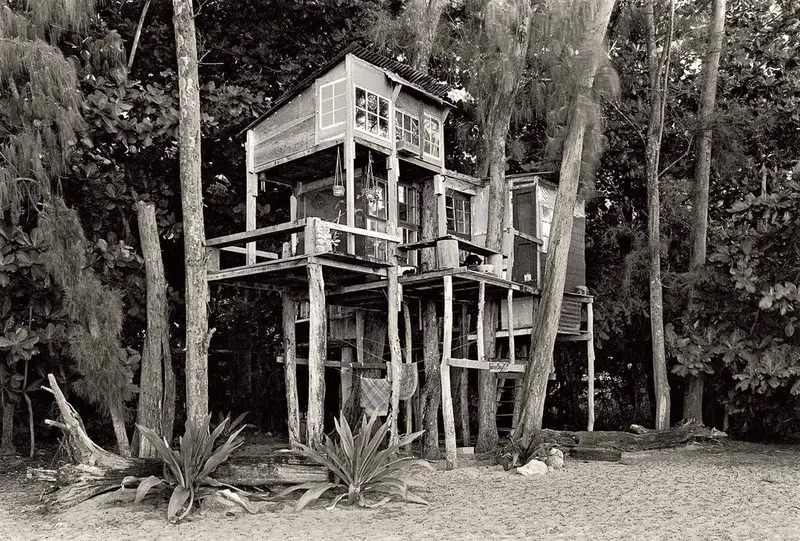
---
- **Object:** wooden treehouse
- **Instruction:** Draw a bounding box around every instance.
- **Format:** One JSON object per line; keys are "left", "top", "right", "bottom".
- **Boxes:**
{"left": 205, "top": 43, "right": 596, "bottom": 467}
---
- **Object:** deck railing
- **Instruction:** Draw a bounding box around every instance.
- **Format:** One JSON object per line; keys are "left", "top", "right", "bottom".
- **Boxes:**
{"left": 206, "top": 217, "right": 402, "bottom": 270}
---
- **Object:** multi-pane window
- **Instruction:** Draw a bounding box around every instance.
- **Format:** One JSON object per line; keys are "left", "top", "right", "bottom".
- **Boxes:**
{"left": 423, "top": 114, "right": 441, "bottom": 158}
{"left": 319, "top": 79, "right": 346, "bottom": 129}
{"left": 445, "top": 189, "right": 471, "bottom": 238}
{"left": 398, "top": 184, "right": 421, "bottom": 265}
{"left": 398, "top": 184, "right": 420, "bottom": 226}
{"left": 355, "top": 87, "right": 390, "bottom": 140}
{"left": 395, "top": 110, "right": 420, "bottom": 148}
{"left": 364, "top": 179, "right": 388, "bottom": 260}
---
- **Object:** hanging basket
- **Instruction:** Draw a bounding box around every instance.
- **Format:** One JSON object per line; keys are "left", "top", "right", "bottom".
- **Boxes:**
{"left": 332, "top": 184, "right": 345, "bottom": 197}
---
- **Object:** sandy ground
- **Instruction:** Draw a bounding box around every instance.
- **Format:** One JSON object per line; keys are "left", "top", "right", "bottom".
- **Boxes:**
{"left": 1, "top": 442, "right": 799, "bottom": 540}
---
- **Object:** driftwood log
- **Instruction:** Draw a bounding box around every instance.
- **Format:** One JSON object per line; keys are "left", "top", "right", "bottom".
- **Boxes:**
{"left": 29, "top": 375, "right": 327, "bottom": 509}
{"left": 528, "top": 420, "right": 727, "bottom": 454}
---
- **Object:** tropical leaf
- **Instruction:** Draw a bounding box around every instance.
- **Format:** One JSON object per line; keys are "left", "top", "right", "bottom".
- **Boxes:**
{"left": 167, "top": 485, "right": 192, "bottom": 523}
{"left": 294, "top": 482, "right": 339, "bottom": 511}
{"left": 135, "top": 475, "right": 166, "bottom": 504}
{"left": 217, "top": 488, "right": 257, "bottom": 514}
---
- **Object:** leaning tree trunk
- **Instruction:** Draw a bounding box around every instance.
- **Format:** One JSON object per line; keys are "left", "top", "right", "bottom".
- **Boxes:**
{"left": 135, "top": 200, "right": 174, "bottom": 456}
{"left": 685, "top": 0, "right": 726, "bottom": 423}
{"left": 475, "top": 0, "right": 532, "bottom": 454}
{"left": 1, "top": 399, "right": 16, "bottom": 456}
{"left": 644, "top": 0, "right": 675, "bottom": 431}
{"left": 515, "top": 0, "right": 617, "bottom": 445}
{"left": 172, "top": 0, "right": 211, "bottom": 428}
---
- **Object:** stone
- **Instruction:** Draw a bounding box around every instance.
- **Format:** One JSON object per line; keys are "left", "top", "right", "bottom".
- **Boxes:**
{"left": 544, "top": 448, "right": 565, "bottom": 470}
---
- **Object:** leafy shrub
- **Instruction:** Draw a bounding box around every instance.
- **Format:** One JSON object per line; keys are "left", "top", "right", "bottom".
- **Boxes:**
{"left": 275, "top": 413, "right": 432, "bottom": 510}
{"left": 122, "top": 414, "right": 254, "bottom": 523}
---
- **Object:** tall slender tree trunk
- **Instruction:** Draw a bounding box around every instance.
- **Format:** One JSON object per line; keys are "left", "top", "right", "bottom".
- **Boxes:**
{"left": 685, "top": 0, "right": 726, "bottom": 423}
{"left": 515, "top": 0, "right": 616, "bottom": 444}
{"left": 407, "top": 0, "right": 445, "bottom": 73}
{"left": 644, "top": 0, "right": 675, "bottom": 431}
{"left": 405, "top": 1, "right": 446, "bottom": 459}
{"left": 0, "top": 399, "right": 16, "bottom": 456}
{"left": 135, "top": 201, "right": 174, "bottom": 456}
{"left": 474, "top": 0, "right": 532, "bottom": 454}
{"left": 172, "top": 0, "right": 210, "bottom": 428}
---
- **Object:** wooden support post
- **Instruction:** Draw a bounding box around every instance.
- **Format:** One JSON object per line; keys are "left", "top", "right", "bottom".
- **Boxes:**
{"left": 340, "top": 346, "right": 354, "bottom": 414}
{"left": 355, "top": 309, "right": 365, "bottom": 364}
{"left": 477, "top": 282, "right": 486, "bottom": 362}
{"left": 441, "top": 276, "right": 458, "bottom": 469}
{"left": 458, "top": 304, "right": 471, "bottom": 446}
{"left": 387, "top": 266, "right": 403, "bottom": 446}
{"left": 402, "top": 302, "right": 413, "bottom": 446}
{"left": 282, "top": 295, "right": 301, "bottom": 447}
{"left": 507, "top": 290, "right": 515, "bottom": 364}
{"left": 344, "top": 55, "right": 356, "bottom": 255}
{"left": 306, "top": 263, "right": 326, "bottom": 448}
{"left": 245, "top": 130, "right": 257, "bottom": 265}
{"left": 289, "top": 185, "right": 298, "bottom": 257}
{"left": 587, "top": 300, "right": 596, "bottom": 431}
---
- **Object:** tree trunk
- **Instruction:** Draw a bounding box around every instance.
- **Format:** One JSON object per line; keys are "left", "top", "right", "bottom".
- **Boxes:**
{"left": 685, "top": 0, "right": 726, "bottom": 423}
{"left": 172, "top": 0, "right": 210, "bottom": 429}
{"left": 644, "top": 0, "right": 675, "bottom": 431}
{"left": 421, "top": 300, "right": 441, "bottom": 459}
{"left": 109, "top": 401, "right": 131, "bottom": 457}
{"left": 387, "top": 266, "right": 403, "bottom": 446}
{"left": 407, "top": 0, "right": 445, "bottom": 74}
{"left": 683, "top": 373, "right": 704, "bottom": 422}
{"left": 474, "top": 0, "right": 532, "bottom": 454}
{"left": 135, "top": 201, "right": 172, "bottom": 457}
{"left": 515, "top": 0, "right": 616, "bottom": 444}
{"left": 1, "top": 398, "right": 16, "bottom": 456}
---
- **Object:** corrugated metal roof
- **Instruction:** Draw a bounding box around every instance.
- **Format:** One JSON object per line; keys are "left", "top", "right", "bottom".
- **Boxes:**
{"left": 240, "top": 42, "right": 453, "bottom": 135}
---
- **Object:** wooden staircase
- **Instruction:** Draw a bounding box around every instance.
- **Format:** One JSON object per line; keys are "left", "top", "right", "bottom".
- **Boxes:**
{"left": 496, "top": 376, "right": 521, "bottom": 436}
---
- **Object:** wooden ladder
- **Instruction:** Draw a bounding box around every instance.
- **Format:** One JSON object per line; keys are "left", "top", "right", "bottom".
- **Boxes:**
{"left": 495, "top": 376, "right": 521, "bottom": 435}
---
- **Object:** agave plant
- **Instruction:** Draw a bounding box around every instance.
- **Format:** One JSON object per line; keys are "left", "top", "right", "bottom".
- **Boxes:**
{"left": 275, "top": 412, "right": 432, "bottom": 510}
{"left": 121, "top": 414, "right": 255, "bottom": 523}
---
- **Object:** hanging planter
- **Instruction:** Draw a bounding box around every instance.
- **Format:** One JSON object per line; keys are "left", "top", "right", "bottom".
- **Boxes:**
{"left": 332, "top": 147, "right": 345, "bottom": 198}
{"left": 359, "top": 151, "right": 381, "bottom": 205}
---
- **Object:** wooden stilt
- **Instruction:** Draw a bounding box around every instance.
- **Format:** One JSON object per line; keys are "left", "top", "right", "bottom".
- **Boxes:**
{"left": 441, "top": 276, "right": 458, "bottom": 469}
{"left": 587, "top": 300, "right": 596, "bottom": 431}
{"left": 340, "top": 346, "right": 354, "bottom": 414}
{"left": 245, "top": 130, "right": 257, "bottom": 265}
{"left": 306, "top": 263, "right": 326, "bottom": 448}
{"left": 507, "top": 290, "right": 515, "bottom": 364}
{"left": 281, "top": 294, "right": 300, "bottom": 447}
{"left": 402, "top": 302, "right": 414, "bottom": 446}
{"left": 457, "top": 305, "right": 471, "bottom": 446}
{"left": 477, "top": 282, "right": 486, "bottom": 362}
{"left": 387, "top": 266, "right": 403, "bottom": 445}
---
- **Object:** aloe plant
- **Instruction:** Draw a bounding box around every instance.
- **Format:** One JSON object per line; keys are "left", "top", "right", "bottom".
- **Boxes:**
{"left": 121, "top": 414, "right": 254, "bottom": 523}
{"left": 275, "top": 412, "right": 432, "bottom": 510}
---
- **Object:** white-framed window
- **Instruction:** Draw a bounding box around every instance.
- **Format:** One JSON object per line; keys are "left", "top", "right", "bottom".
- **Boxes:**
{"left": 423, "top": 114, "right": 441, "bottom": 158}
{"left": 395, "top": 110, "right": 420, "bottom": 148}
{"left": 398, "top": 183, "right": 421, "bottom": 265}
{"left": 355, "top": 87, "right": 390, "bottom": 140}
{"left": 539, "top": 204, "right": 553, "bottom": 252}
{"left": 319, "top": 79, "right": 346, "bottom": 129}
{"left": 445, "top": 189, "right": 471, "bottom": 238}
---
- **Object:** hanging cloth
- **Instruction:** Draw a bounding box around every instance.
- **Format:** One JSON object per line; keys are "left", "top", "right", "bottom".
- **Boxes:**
{"left": 360, "top": 377, "right": 390, "bottom": 417}
{"left": 399, "top": 363, "right": 419, "bottom": 401}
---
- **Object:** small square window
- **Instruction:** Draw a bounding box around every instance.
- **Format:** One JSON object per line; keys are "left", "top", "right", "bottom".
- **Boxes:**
{"left": 320, "top": 79, "right": 346, "bottom": 130}
{"left": 395, "top": 110, "right": 420, "bottom": 148}
{"left": 423, "top": 114, "right": 441, "bottom": 158}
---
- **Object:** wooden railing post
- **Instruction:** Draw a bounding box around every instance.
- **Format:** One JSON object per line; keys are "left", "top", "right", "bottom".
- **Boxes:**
{"left": 587, "top": 299, "right": 596, "bottom": 431}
